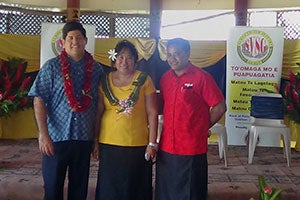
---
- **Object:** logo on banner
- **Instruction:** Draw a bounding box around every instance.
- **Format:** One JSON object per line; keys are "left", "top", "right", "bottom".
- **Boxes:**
{"left": 51, "top": 29, "right": 63, "bottom": 56}
{"left": 237, "top": 30, "right": 273, "bottom": 65}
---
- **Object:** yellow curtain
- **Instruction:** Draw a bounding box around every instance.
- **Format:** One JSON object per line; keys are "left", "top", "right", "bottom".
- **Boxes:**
{"left": 94, "top": 38, "right": 156, "bottom": 66}
{"left": 1, "top": 34, "right": 300, "bottom": 75}
{"left": 282, "top": 40, "right": 300, "bottom": 79}
{"left": 0, "top": 108, "right": 37, "bottom": 139}
{"left": 158, "top": 40, "right": 226, "bottom": 68}
{"left": 0, "top": 34, "right": 41, "bottom": 72}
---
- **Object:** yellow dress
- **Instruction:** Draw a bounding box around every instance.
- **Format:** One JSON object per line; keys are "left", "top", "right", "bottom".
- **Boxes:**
{"left": 99, "top": 70, "right": 156, "bottom": 146}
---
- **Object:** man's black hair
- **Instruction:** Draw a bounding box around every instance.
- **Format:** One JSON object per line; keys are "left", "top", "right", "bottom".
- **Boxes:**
{"left": 167, "top": 38, "right": 190, "bottom": 53}
{"left": 62, "top": 21, "right": 86, "bottom": 39}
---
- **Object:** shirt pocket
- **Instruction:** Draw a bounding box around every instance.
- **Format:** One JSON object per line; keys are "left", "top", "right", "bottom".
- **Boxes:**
{"left": 181, "top": 87, "right": 198, "bottom": 105}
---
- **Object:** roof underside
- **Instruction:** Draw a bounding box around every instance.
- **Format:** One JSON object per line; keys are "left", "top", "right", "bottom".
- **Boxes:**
{"left": 0, "top": 0, "right": 299, "bottom": 14}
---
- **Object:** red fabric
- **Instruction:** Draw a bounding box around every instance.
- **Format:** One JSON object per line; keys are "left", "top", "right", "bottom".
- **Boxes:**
{"left": 159, "top": 63, "right": 224, "bottom": 155}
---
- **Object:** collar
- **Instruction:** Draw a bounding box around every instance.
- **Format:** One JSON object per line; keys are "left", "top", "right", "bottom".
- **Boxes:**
{"left": 171, "top": 62, "right": 195, "bottom": 77}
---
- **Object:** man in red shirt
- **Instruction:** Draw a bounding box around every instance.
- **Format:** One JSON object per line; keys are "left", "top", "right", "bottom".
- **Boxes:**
{"left": 155, "top": 38, "right": 226, "bottom": 200}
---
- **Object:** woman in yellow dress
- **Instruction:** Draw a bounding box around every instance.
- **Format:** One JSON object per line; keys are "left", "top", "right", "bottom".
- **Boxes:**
{"left": 94, "top": 40, "right": 158, "bottom": 200}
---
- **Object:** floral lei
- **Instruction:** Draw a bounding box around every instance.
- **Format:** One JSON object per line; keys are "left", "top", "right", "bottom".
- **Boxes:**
{"left": 101, "top": 72, "right": 148, "bottom": 114}
{"left": 60, "top": 49, "right": 94, "bottom": 112}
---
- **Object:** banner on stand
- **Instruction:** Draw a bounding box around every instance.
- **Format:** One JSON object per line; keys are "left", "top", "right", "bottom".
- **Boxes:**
{"left": 226, "top": 27, "right": 284, "bottom": 146}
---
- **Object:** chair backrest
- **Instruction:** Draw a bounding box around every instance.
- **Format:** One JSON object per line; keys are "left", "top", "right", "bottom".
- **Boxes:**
{"left": 250, "top": 93, "right": 284, "bottom": 120}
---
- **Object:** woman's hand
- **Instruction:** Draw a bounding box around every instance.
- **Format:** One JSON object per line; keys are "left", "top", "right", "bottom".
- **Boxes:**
{"left": 145, "top": 143, "right": 158, "bottom": 161}
{"left": 92, "top": 141, "right": 99, "bottom": 161}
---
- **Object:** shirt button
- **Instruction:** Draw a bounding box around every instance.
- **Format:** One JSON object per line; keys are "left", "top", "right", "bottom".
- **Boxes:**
{"left": 74, "top": 117, "right": 77, "bottom": 121}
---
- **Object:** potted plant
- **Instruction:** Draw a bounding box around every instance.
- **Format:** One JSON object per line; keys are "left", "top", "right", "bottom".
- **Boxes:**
{"left": 250, "top": 175, "right": 282, "bottom": 200}
{"left": 0, "top": 57, "right": 33, "bottom": 117}
{"left": 282, "top": 63, "right": 300, "bottom": 151}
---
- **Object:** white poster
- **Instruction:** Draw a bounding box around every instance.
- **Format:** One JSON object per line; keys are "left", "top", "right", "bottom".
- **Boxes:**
{"left": 40, "top": 22, "right": 96, "bottom": 68}
{"left": 226, "top": 27, "right": 284, "bottom": 146}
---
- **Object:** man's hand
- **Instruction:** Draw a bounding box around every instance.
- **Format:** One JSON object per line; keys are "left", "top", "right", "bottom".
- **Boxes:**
{"left": 38, "top": 134, "right": 54, "bottom": 156}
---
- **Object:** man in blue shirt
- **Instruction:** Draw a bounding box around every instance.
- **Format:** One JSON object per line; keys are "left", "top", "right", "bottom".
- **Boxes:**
{"left": 29, "top": 21, "right": 103, "bottom": 200}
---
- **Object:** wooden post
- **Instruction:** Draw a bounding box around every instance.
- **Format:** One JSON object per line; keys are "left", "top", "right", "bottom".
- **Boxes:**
{"left": 109, "top": 17, "right": 116, "bottom": 37}
{"left": 67, "top": 0, "right": 80, "bottom": 22}
{"left": 150, "top": 0, "right": 162, "bottom": 39}
{"left": 235, "top": 0, "right": 248, "bottom": 26}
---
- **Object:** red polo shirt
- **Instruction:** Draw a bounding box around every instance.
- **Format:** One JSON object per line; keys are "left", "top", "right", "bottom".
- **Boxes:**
{"left": 159, "top": 63, "right": 224, "bottom": 155}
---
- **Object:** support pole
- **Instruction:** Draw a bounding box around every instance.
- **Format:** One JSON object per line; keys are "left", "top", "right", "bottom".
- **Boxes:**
{"left": 235, "top": 0, "right": 248, "bottom": 26}
{"left": 150, "top": 0, "right": 162, "bottom": 39}
{"left": 67, "top": 0, "right": 80, "bottom": 22}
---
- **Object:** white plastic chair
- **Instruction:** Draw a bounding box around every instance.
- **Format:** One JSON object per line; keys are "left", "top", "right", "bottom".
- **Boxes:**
{"left": 156, "top": 115, "right": 163, "bottom": 143}
{"left": 248, "top": 117, "right": 291, "bottom": 167}
{"left": 209, "top": 123, "right": 228, "bottom": 167}
{"left": 248, "top": 93, "right": 291, "bottom": 167}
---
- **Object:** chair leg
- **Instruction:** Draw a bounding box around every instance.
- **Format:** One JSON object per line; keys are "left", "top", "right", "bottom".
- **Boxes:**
{"left": 248, "top": 126, "right": 291, "bottom": 167}
{"left": 248, "top": 126, "right": 259, "bottom": 164}
{"left": 211, "top": 124, "right": 228, "bottom": 167}
{"left": 222, "top": 129, "right": 228, "bottom": 167}
{"left": 282, "top": 129, "right": 291, "bottom": 167}
{"left": 217, "top": 133, "right": 223, "bottom": 159}
{"left": 218, "top": 133, "right": 228, "bottom": 167}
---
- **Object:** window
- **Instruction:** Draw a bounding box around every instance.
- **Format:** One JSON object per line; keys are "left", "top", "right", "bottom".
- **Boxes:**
{"left": 161, "top": 9, "right": 300, "bottom": 40}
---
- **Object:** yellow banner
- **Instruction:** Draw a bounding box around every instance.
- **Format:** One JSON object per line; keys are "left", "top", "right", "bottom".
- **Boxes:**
{"left": 226, "top": 27, "right": 284, "bottom": 145}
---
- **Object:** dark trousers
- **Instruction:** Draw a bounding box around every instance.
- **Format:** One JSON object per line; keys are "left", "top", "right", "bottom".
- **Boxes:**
{"left": 42, "top": 140, "right": 93, "bottom": 200}
{"left": 155, "top": 150, "right": 208, "bottom": 200}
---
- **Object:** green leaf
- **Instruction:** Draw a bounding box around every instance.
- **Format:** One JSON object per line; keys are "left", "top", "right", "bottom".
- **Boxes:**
{"left": 269, "top": 189, "right": 283, "bottom": 200}
{"left": 258, "top": 176, "right": 267, "bottom": 189}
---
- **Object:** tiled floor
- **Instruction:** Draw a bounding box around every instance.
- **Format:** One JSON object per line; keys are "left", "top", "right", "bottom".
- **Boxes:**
{"left": 0, "top": 139, "right": 299, "bottom": 200}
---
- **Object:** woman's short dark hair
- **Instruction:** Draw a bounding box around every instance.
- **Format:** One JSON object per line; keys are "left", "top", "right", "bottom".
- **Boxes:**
{"left": 113, "top": 40, "right": 138, "bottom": 64}
{"left": 62, "top": 21, "right": 86, "bottom": 39}
{"left": 167, "top": 38, "right": 190, "bottom": 53}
